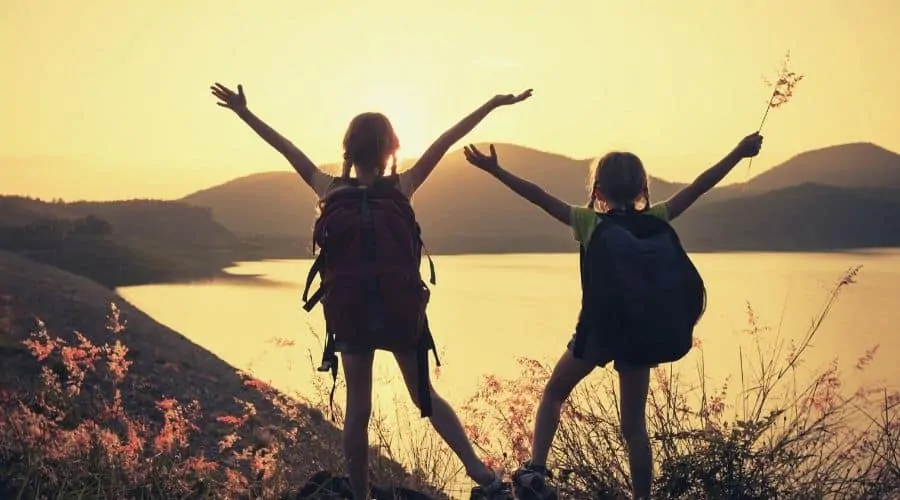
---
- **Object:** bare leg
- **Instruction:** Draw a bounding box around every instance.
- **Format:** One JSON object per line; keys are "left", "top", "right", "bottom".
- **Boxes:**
{"left": 341, "top": 352, "right": 375, "bottom": 500}
{"left": 393, "top": 351, "right": 495, "bottom": 486}
{"left": 618, "top": 367, "right": 652, "bottom": 500}
{"left": 530, "top": 350, "right": 595, "bottom": 467}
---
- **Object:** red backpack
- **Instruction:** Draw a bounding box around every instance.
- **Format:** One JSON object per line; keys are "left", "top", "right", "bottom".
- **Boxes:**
{"left": 301, "top": 174, "right": 439, "bottom": 417}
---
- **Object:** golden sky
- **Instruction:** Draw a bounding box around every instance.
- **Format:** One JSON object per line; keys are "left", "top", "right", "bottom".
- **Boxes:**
{"left": 2, "top": 0, "right": 898, "bottom": 201}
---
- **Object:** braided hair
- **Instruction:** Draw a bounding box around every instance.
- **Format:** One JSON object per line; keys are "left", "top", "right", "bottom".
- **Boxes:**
{"left": 586, "top": 151, "right": 650, "bottom": 212}
{"left": 341, "top": 112, "right": 400, "bottom": 180}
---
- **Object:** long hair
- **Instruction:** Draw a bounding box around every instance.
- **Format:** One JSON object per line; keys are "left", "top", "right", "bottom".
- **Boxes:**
{"left": 586, "top": 151, "right": 650, "bottom": 212}
{"left": 341, "top": 112, "right": 399, "bottom": 180}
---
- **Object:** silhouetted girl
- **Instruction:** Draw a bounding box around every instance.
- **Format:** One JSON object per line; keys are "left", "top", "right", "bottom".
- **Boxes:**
{"left": 464, "top": 133, "right": 763, "bottom": 500}
{"left": 212, "top": 82, "right": 531, "bottom": 499}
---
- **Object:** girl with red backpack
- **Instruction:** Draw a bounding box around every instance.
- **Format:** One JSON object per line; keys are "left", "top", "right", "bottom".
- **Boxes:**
{"left": 211, "top": 82, "right": 531, "bottom": 499}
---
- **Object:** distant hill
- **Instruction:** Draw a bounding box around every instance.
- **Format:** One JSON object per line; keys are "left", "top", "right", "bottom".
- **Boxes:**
{"left": 181, "top": 144, "right": 689, "bottom": 253}
{"left": 741, "top": 142, "right": 900, "bottom": 194}
{"left": 673, "top": 183, "right": 900, "bottom": 251}
{"left": 181, "top": 141, "right": 900, "bottom": 254}
{"left": 0, "top": 196, "right": 246, "bottom": 287}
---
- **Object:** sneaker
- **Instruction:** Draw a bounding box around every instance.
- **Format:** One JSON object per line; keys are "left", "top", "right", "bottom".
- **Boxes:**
{"left": 469, "top": 475, "right": 513, "bottom": 500}
{"left": 512, "top": 461, "right": 557, "bottom": 500}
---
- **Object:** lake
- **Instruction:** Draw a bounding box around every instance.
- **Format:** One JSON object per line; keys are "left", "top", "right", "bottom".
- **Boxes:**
{"left": 118, "top": 251, "right": 900, "bottom": 417}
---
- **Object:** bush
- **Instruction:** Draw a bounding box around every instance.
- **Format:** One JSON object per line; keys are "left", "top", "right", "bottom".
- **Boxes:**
{"left": 3, "top": 266, "right": 896, "bottom": 499}
{"left": 460, "top": 266, "right": 900, "bottom": 499}
{"left": 0, "top": 302, "right": 449, "bottom": 499}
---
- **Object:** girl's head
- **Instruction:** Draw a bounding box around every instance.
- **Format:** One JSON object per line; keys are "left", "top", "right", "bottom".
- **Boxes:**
{"left": 341, "top": 112, "right": 400, "bottom": 179}
{"left": 587, "top": 151, "right": 650, "bottom": 212}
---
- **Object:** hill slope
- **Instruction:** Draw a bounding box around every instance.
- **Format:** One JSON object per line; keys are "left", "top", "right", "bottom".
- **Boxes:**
{"left": 0, "top": 250, "right": 340, "bottom": 482}
{"left": 0, "top": 250, "right": 430, "bottom": 496}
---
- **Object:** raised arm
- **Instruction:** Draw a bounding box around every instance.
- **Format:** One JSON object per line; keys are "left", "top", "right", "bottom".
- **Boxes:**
{"left": 665, "top": 132, "right": 764, "bottom": 220}
{"left": 403, "top": 89, "right": 533, "bottom": 194}
{"left": 211, "top": 83, "right": 322, "bottom": 187}
{"left": 464, "top": 144, "right": 570, "bottom": 225}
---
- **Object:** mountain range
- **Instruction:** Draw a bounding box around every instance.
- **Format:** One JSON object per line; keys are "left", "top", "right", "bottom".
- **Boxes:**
{"left": 181, "top": 142, "right": 900, "bottom": 254}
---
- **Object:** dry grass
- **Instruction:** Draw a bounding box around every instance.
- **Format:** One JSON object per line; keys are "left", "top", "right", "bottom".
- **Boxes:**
{"left": 0, "top": 300, "right": 442, "bottom": 499}
{"left": 459, "top": 266, "right": 900, "bottom": 499}
{"left": 1, "top": 265, "right": 897, "bottom": 499}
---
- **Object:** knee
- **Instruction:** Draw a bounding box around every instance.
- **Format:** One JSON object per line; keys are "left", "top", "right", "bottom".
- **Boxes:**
{"left": 542, "top": 378, "right": 572, "bottom": 405}
{"left": 620, "top": 418, "right": 649, "bottom": 445}
{"left": 345, "top": 401, "right": 372, "bottom": 429}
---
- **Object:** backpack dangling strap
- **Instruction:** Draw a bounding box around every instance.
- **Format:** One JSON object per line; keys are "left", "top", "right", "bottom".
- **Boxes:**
{"left": 422, "top": 241, "right": 437, "bottom": 286}
{"left": 416, "top": 317, "right": 439, "bottom": 418}
{"left": 301, "top": 253, "right": 325, "bottom": 312}
{"left": 316, "top": 331, "right": 339, "bottom": 422}
{"left": 416, "top": 344, "right": 433, "bottom": 418}
{"left": 425, "top": 316, "right": 441, "bottom": 367}
{"left": 417, "top": 227, "right": 436, "bottom": 285}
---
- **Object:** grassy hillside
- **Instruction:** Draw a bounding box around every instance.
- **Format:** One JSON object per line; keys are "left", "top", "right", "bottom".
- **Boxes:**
{"left": 0, "top": 250, "right": 438, "bottom": 498}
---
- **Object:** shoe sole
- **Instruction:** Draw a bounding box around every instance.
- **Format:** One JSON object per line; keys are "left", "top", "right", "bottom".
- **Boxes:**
{"left": 469, "top": 481, "right": 514, "bottom": 500}
{"left": 513, "top": 473, "right": 558, "bottom": 500}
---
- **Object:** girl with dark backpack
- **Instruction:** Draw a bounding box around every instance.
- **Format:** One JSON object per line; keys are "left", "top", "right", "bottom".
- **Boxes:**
{"left": 211, "top": 82, "right": 531, "bottom": 500}
{"left": 463, "top": 133, "right": 763, "bottom": 500}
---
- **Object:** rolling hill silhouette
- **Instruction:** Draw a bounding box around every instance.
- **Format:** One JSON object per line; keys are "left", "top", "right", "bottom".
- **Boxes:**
{"left": 0, "top": 197, "right": 245, "bottom": 286}
{"left": 673, "top": 183, "right": 900, "bottom": 251}
{"left": 181, "top": 144, "right": 690, "bottom": 253}
{"left": 741, "top": 142, "right": 900, "bottom": 193}
{"left": 181, "top": 142, "right": 900, "bottom": 253}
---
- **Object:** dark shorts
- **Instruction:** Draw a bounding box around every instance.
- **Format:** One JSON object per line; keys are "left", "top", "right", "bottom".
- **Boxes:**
{"left": 566, "top": 333, "right": 658, "bottom": 373}
{"left": 334, "top": 341, "right": 371, "bottom": 355}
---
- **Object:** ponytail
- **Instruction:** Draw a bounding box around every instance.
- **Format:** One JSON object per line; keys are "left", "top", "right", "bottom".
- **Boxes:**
{"left": 341, "top": 152, "right": 352, "bottom": 180}
{"left": 375, "top": 152, "right": 398, "bottom": 178}
{"left": 586, "top": 192, "right": 596, "bottom": 209}
{"left": 640, "top": 184, "right": 651, "bottom": 212}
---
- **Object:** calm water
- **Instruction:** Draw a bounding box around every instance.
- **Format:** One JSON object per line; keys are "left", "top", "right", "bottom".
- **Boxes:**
{"left": 119, "top": 251, "right": 900, "bottom": 413}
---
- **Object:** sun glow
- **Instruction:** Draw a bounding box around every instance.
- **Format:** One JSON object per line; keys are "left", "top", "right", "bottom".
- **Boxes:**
{"left": 355, "top": 81, "right": 430, "bottom": 160}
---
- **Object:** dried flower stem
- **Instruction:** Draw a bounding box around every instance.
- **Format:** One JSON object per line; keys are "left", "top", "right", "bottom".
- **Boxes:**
{"left": 748, "top": 51, "right": 804, "bottom": 172}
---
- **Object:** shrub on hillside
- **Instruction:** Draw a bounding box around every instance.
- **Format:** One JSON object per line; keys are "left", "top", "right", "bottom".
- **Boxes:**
{"left": 0, "top": 302, "right": 443, "bottom": 499}
{"left": 461, "top": 266, "right": 900, "bottom": 499}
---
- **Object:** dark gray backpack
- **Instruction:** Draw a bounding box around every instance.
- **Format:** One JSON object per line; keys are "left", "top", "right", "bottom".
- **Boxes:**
{"left": 573, "top": 209, "right": 706, "bottom": 365}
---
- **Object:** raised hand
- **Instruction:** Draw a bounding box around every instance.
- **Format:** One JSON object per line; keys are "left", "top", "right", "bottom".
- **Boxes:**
{"left": 463, "top": 144, "right": 501, "bottom": 173}
{"left": 490, "top": 89, "right": 533, "bottom": 108}
{"left": 211, "top": 83, "right": 248, "bottom": 112}
{"left": 734, "top": 132, "right": 764, "bottom": 158}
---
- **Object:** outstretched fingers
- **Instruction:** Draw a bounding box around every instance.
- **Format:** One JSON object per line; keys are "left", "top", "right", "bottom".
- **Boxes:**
{"left": 211, "top": 82, "right": 235, "bottom": 97}
{"left": 463, "top": 144, "right": 499, "bottom": 170}
{"left": 464, "top": 144, "right": 487, "bottom": 162}
{"left": 463, "top": 146, "right": 477, "bottom": 163}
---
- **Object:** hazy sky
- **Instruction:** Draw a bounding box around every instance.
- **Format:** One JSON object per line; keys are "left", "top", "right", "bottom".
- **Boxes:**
{"left": 2, "top": 0, "right": 898, "bottom": 201}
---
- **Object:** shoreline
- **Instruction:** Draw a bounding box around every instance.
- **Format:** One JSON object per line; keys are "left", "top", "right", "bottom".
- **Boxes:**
{"left": 119, "top": 244, "right": 900, "bottom": 288}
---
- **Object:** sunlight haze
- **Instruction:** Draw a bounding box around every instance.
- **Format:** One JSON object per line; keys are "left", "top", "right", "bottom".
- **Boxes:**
{"left": 2, "top": 0, "right": 899, "bottom": 200}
